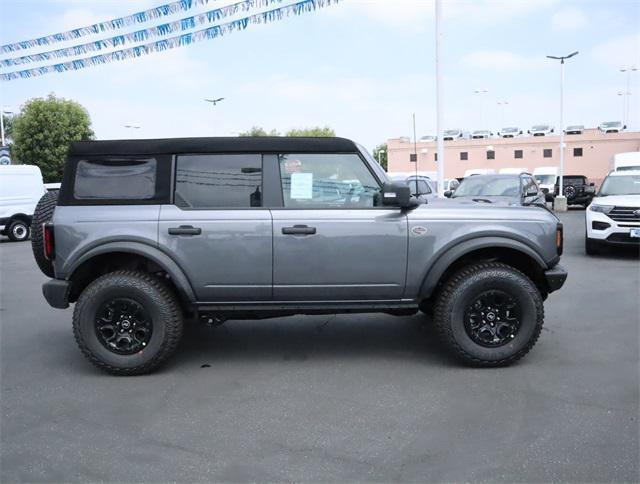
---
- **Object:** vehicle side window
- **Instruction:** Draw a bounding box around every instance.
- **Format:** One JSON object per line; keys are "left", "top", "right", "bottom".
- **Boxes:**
{"left": 522, "top": 176, "right": 537, "bottom": 195}
{"left": 74, "top": 158, "right": 156, "bottom": 200}
{"left": 409, "top": 179, "right": 431, "bottom": 195}
{"left": 175, "top": 154, "right": 262, "bottom": 209}
{"left": 278, "top": 153, "right": 381, "bottom": 208}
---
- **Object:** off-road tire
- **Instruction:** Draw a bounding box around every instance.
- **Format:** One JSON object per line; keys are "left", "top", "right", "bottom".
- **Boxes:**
{"left": 433, "top": 262, "right": 544, "bottom": 367}
{"left": 31, "top": 191, "right": 58, "bottom": 276}
{"left": 7, "top": 219, "right": 30, "bottom": 242}
{"left": 73, "top": 270, "right": 184, "bottom": 375}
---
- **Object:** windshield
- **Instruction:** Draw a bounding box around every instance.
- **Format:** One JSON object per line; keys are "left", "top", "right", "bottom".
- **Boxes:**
{"left": 563, "top": 176, "right": 586, "bottom": 185}
{"left": 502, "top": 127, "right": 518, "bottom": 133}
{"left": 444, "top": 130, "right": 459, "bottom": 136}
{"left": 535, "top": 175, "right": 556, "bottom": 185}
{"left": 531, "top": 125, "right": 550, "bottom": 131}
{"left": 601, "top": 121, "right": 622, "bottom": 128}
{"left": 453, "top": 176, "right": 520, "bottom": 198}
{"left": 599, "top": 174, "right": 640, "bottom": 196}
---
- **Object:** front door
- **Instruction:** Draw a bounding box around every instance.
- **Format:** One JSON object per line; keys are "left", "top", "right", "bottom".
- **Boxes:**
{"left": 271, "top": 153, "right": 408, "bottom": 301}
{"left": 158, "top": 154, "right": 272, "bottom": 302}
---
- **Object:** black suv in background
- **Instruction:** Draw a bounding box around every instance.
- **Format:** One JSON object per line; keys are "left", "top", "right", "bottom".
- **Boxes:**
{"left": 555, "top": 175, "right": 596, "bottom": 208}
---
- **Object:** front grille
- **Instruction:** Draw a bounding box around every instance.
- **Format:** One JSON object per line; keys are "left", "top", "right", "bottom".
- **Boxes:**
{"left": 608, "top": 206, "right": 640, "bottom": 223}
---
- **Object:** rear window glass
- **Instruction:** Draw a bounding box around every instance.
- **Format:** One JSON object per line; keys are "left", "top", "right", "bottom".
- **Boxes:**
{"left": 74, "top": 159, "right": 156, "bottom": 199}
{"left": 175, "top": 154, "right": 262, "bottom": 209}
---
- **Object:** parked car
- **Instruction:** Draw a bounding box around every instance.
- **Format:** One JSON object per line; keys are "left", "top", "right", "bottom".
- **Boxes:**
{"left": 533, "top": 166, "right": 559, "bottom": 201}
{"left": 554, "top": 175, "right": 596, "bottom": 208}
{"left": 585, "top": 170, "right": 640, "bottom": 255}
{"left": 498, "top": 127, "right": 522, "bottom": 138}
{"left": 34, "top": 137, "right": 566, "bottom": 375}
{"left": 598, "top": 121, "right": 625, "bottom": 134}
{"left": 471, "top": 130, "right": 492, "bottom": 139}
{"left": 405, "top": 175, "right": 438, "bottom": 201}
{"left": 443, "top": 129, "right": 463, "bottom": 141}
{"left": 564, "top": 125, "right": 584, "bottom": 135}
{"left": 528, "top": 125, "right": 554, "bottom": 136}
{"left": 0, "top": 165, "right": 46, "bottom": 241}
{"left": 445, "top": 173, "right": 545, "bottom": 206}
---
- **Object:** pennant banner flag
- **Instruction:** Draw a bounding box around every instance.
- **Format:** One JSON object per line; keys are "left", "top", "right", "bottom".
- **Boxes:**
{"left": 1, "top": 0, "right": 283, "bottom": 67}
{"left": 1, "top": 0, "right": 339, "bottom": 81}
{"left": 1, "top": 0, "right": 217, "bottom": 54}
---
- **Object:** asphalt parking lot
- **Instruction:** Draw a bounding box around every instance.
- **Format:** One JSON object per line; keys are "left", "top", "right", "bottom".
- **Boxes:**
{"left": 1, "top": 210, "right": 638, "bottom": 482}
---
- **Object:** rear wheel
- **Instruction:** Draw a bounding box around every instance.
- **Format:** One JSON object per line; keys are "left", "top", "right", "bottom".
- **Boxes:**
{"left": 7, "top": 219, "right": 30, "bottom": 242}
{"left": 31, "top": 191, "right": 58, "bottom": 276}
{"left": 433, "top": 262, "right": 544, "bottom": 367}
{"left": 73, "top": 270, "right": 184, "bottom": 375}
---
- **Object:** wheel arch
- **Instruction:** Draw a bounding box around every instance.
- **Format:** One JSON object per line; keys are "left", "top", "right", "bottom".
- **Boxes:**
{"left": 419, "top": 237, "right": 549, "bottom": 302}
{"left": 66, "top": 242, "right": 196, "bottom": 306}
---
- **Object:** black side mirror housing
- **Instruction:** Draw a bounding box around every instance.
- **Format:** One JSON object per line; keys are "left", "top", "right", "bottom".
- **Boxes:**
{"left": 444, "top": 190, "right": 452, "bottom": 198}
{"left": 623, "top": 125, "right": 627, "bottom": 129}
{"left": 590, "top": 182, "right": 595, "bottom": 187}
{"left": 381, "top": 182, "right": 414, "bottom": 208}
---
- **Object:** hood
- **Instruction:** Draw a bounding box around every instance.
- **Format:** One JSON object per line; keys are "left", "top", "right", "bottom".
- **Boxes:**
{"left": 591, "top": 194, "right": 640, "bottom": 207}
{"left": 438, "top": 196, "right": 520, "bottom": 207}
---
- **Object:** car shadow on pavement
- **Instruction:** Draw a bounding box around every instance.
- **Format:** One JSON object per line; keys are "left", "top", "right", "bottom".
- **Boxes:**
{"left": 169, "top": 313, "right": 455, "bottom": 370}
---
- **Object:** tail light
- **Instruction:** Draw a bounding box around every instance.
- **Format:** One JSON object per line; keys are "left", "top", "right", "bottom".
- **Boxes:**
{"left": 43, "top": 223, "right": 55, "bottom": 260}
{"left": 555, "top": 223, "right": 563, "bottom": 256}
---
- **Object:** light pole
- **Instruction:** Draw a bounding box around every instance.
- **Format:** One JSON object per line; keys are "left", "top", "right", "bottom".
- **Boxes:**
{"left": 617, "top": 91, "right": 626, "bottom": 123}
{"left": 546, "top": 51, "right": 578, "bottom": 211}
{"left": 619, "top": 66, "right": 637, "bottom": 126}
{"left": 435, "top": 0, "right": 445, "bottom": 197}
{"left": 496, "top": 100, "right": 509, "bottom": 128}
{"left": 474, "top": 88, "right": 489, "bottom": 128}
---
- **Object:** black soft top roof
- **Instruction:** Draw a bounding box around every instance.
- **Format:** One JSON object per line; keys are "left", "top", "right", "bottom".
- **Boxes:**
{"left": 69, "top": 136, "right": 359, "bottom": 157}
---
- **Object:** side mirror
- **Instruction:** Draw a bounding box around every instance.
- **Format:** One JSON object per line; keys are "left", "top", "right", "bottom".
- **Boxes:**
{"left": 520, "top": 130, "right": 523, "bottom": 135}
{"left": 527, "top": 130, "right": 530, "bottom": 134}
{"left": 381, "top": 182, "right": 414, "bottom": 208}
{"left": 590, "top": 182, "right": 595, "bottom": 187}
{"left": 444, "top": 190, "right": 452, "bottom": 198}
{"left": 623, "top": 125, "right": 627, "bottom": 129}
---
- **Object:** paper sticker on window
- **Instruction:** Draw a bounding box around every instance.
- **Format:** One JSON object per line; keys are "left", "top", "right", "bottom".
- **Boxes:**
{"left": 284, "top": 159, "right": 302, "bottom": 174}
{"left": 290, "top": 172, "right": 313, "bottom": 199}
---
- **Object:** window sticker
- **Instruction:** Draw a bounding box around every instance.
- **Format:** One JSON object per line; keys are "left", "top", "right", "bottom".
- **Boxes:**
{"left": 283, "top": 158, "right": 302, "bottom": 174}
{"left": 290, "top": 172, "right": 313, "bottom": 199}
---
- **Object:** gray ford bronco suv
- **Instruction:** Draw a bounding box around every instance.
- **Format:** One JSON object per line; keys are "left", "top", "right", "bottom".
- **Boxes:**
{"left": 32, "top": 137, "right": 567, "bottom": 375}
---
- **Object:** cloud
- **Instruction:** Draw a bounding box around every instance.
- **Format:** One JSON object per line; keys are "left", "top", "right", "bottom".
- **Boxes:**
{"left": 592, "top": 31, "right": 640, "bottom": 68}
{"left": 461, "top": 50, "right": 546, "bottom": 71}
{"left": 551, "top": 6, "right": 588, "bottom": 31}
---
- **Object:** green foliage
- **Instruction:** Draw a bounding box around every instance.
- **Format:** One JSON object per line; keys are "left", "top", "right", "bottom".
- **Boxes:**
{"left": 11, "top": 94, "right": 94, "bottom": 181}
{"left": 286, "top": 126, "right": 335, "bottom": 137}
{"left": 1, "top": 114, "right": 13, "bottom": 144}
{"left": 373, "top": 143, "right": 388, "bottom": 170}
{"left": 238, "top": 126, "right": 280, "bottom": 137}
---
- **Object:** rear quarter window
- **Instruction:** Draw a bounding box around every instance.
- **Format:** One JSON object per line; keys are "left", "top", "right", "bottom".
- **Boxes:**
{"left": 74, "top": 159, "right": 156, "bottom": 199}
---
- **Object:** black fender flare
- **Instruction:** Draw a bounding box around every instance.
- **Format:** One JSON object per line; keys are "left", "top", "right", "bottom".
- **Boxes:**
{"left": 418, "top": 236, "right": 548, "bottom": 299}
{"left": 66, "top": 241, "right": 196, "bottom": 303}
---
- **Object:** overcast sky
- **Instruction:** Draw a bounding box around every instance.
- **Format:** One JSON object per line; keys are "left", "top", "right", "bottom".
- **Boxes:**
{"left": 1, "top": 0, "right": 639, "bottom": 150}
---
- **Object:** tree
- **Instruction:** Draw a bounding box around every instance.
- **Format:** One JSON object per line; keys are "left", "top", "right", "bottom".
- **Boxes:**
{"left": 286, "top": 126, "right": 335, "bottom": 137}
{"left": 238, "top": 126, "right": 280, "bottom": 137}
{"left": 373, "top": 143, "right": 388, "bottom": 171}
{"left": 1, "top": 113, "right": 13, "bottom": 144}
{"left": 11, "top": 94, "right": 94, "bottom": 181}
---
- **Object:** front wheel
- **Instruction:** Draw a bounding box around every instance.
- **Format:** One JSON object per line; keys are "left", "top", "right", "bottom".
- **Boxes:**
{"left": 7, "top": 219, "right": 30, "bottom": 242}
{"left": 433, "top": 262, "right": 544, "bottom": 367}
{"left": 73, "top": 270, "right": 184, "bottom": 375}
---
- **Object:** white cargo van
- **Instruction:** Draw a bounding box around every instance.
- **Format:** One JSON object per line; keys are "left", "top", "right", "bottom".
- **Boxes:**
{"left": 533, "top": 166, "right": 559, "bottom": 201}
{"left": 499, "top": 167, "right": 528, "bottom": 175}
{"left": 0, "top": 165, "right": 46, "bottom": 241}
{"left": 612, "top": 152, "right": 640, "bottom": 171}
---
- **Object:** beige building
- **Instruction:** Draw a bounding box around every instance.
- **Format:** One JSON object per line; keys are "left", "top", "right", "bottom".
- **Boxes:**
{"left": 387, "top": 129, "right": 640, "bottom": 185}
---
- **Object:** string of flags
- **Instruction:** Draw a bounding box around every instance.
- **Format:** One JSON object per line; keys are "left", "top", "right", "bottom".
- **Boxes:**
{"left": 0, "top": 0, "right": 339, "bottom": 81}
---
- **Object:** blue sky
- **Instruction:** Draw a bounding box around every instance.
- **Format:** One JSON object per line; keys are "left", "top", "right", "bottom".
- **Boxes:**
{"left": 1, "top": 0, "right": 639, "bottom": 150}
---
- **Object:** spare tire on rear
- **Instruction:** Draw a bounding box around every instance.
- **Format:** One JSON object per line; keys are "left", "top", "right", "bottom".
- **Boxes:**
{"left": 31, "top": 191, "right": 58, "bottom": 277}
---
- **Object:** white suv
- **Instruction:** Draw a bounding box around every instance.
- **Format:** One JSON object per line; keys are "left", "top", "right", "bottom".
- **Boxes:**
{"left": 585, "top": 170, "right": 640, "bottom": 254}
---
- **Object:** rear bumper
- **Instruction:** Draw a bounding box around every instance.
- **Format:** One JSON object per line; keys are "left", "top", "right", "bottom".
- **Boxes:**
{"left": 545, "top": 264, "right": 568, "bottom": 293}
{"left": 42, "top": 279, "right": 71, "bottom": 309}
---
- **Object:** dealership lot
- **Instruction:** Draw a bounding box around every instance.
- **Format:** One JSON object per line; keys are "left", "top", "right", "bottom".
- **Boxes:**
{"left": 0, "top": 210, "right": 638, "bottom": 482}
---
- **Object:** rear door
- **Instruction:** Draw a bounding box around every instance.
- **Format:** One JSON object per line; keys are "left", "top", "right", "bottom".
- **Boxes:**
{"left": 158, "top": 154, "right": 272, "bottom": 302}
{"left": 270, "top": 152, "right": 408, "bottom": 301}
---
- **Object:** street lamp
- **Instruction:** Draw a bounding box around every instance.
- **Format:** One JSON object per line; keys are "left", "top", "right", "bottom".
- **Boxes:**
{"left": 496, "top": 100, "right": 509, "bottom": 127}
{"left": 619, "top": 66, "right": 637, "bottom": 126}
{"left": 617, "top": 91, "right": 626, "bottom": 123}
{"left": 546, "top": 50, "right": 579, "bottom": 210}
{"left": 1, "top": 107, "right": 13, "bottom": 146}
{"left": 474, "top": 88, "right": 489, "bottom": 128}
{"left": 435, "top": 0, "right": 445, "bottom": 197}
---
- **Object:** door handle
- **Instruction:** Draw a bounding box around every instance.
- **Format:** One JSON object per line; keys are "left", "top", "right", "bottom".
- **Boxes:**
{"left": 282, "top": 225, "right": 316, "bottom": 235}
{"left": 168, "top": 225, "right": 202, "bottom": 236}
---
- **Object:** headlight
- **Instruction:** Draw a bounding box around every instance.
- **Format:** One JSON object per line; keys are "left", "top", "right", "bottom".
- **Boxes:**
{"left": 589, "top": 204, "right": 614, "bottom": 213}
